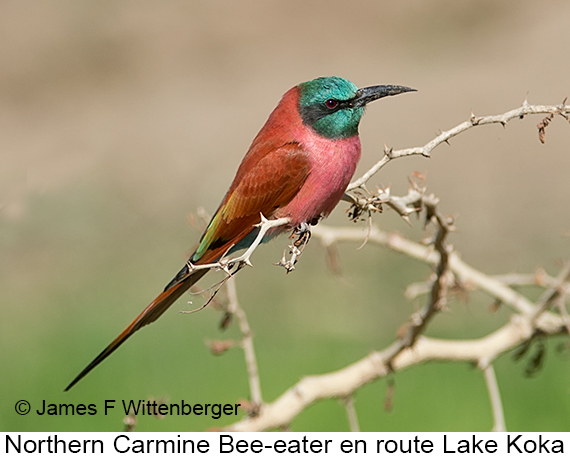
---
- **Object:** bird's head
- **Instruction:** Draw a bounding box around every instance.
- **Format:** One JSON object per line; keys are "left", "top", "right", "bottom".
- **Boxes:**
{"left": 298, "top": 76, "right": 415, "bottom": 140}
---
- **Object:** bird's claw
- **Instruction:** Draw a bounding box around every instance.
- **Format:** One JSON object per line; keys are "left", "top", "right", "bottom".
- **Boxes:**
{"left": 291, "top": 222, "right": 312, "bottom": 246}
{"left": 277, "top": 223, "right": 312, "bottom": 273}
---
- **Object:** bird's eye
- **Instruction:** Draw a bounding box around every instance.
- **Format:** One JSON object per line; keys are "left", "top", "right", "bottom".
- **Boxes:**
{"left": 325, "top": 99, "right": 338, "bottom": 109}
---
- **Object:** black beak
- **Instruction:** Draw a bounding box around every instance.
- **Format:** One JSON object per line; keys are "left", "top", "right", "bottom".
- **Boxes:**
{"left": 351, "top": 85, "right": 416, "bottom": 108}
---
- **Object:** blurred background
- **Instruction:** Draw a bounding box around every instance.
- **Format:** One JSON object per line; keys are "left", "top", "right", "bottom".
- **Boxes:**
{"left": 2, "top": 0, "right": 569, "bottom": 431}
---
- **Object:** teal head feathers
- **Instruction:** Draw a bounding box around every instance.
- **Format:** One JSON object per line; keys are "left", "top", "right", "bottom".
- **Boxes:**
{"left": 298, "top": 76, "right": 415, "bottom": 140}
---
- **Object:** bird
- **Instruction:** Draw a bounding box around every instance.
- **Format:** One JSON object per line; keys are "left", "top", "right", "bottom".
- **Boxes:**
{"left": 65, "top": 76, "right": 415, "bottom": 391}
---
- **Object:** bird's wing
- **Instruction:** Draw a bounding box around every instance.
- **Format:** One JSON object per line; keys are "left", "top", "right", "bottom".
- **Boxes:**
{"left": 65, "top": 142, "right": 310, "bottom": 391}
{"left": 192, "top": 141, "right": 311, "bottom": 264}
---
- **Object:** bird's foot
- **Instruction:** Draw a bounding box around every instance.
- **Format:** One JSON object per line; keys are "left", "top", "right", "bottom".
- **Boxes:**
{"left": 276, "top": 223, "right": 312, "bottom": 273}
{"left": 291, "top": 221, "right": 312, "bottom": 246}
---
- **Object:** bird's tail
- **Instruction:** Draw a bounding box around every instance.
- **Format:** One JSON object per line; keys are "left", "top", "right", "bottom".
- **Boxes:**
{"left": 64, "top": 266, "right": 208, "bottom": 391}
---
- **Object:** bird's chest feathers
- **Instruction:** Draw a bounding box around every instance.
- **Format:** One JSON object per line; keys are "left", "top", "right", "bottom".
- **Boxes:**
{"left": 307, "top": 134, "right": 360, "bottom": 190}
{"left": 279, "top": 134, "right": 361, "bottom": 224}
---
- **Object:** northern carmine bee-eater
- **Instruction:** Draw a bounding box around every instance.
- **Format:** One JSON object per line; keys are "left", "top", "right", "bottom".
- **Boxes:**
{"left": 65, "top": 76, "right": 415, "bottom": 391}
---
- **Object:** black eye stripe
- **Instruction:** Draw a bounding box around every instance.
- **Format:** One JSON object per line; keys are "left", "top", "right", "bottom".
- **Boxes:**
{"left": 299, "top": 97, "right": 355, "bottom": 126}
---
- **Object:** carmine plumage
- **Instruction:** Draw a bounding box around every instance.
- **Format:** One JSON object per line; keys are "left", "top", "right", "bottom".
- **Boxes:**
{"left": 65, "top": 76, "right": 415, "bottom": 391}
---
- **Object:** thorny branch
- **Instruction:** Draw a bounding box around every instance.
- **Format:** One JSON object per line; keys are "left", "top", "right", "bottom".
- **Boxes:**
{"left": 180, "top": 216, "right": 295, "bottom": 314}
{"left": 347, "top": 100, "right": 570, "bottom": 191}
{"left": 195, "top": 101, "right": 569, "bottom": 432}
{"left": 223, "top": 214, "right": 569, "bottom": 431}
{"left": 186, "top": 215, "right": 291, "bottom": 275}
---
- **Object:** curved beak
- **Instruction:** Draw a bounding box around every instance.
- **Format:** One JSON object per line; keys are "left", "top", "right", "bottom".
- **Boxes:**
{"left": 351, "top": 85, "right": 416, "bottom": 108}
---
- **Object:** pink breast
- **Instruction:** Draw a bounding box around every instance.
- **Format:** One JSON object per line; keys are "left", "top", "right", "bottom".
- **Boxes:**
{"left": 276, "top": 133, "right": 361, "bottom": 226}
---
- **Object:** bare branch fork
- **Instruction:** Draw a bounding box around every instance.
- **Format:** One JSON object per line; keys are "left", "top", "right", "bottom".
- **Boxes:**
{"left": 179, "top": 216, "right": 292, "bottom": 315}
{"left": 224, "top": 217, "right": 569, "bottom": 431}
{"left": 224, "top": 314, "right": 568, "bottom": 431}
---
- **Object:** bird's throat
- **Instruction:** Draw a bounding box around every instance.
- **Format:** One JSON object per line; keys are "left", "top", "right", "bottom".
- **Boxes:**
{"left": 309, "top": 106, "right": 364, "bottom": 140}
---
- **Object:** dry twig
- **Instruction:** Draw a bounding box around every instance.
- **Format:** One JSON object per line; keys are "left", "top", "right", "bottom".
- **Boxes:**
{"left": 348, "top": 101, "right": 570, "bottom": 191}
{"left": 226, "top": 277, "right": 264, "bottom": 410}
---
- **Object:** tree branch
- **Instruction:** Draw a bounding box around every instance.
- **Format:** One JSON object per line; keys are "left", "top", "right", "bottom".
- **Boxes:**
{"left": 213, "top": 99, "right": 570, "bottom": 432}
{"left": 347, "top": 101, "right": 570, "bottom": 191}
{"left": 480, "top": 362, "right": 506, "bottom": 432}
{"left": 224, "top": 314, "right": 566, "bottom": 431}
{"left": 313, "top": 224, "right": 562, "bottom": 331}
{"left": 223, "top": 204, "right": 569, "bottom": 431}
{"left": 226, "top": 277, "right": 264, "bottom": 409}
{"left": 343, "top": 395, "right": 360, "bottom": 433}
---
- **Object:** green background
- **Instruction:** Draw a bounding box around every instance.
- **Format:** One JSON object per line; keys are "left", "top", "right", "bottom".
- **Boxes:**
{"left": 2, "top": 1, "right": 569, "bottom": 432}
